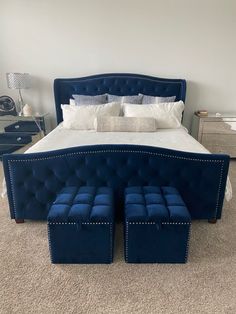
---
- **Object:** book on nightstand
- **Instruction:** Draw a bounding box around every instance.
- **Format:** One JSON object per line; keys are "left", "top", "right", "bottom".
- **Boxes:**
{"left": 195, "top": 110, "right": 208, "bottom": 117}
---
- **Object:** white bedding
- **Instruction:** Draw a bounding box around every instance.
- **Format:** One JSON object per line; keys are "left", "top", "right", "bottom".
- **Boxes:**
{"left": 24, "top": 124, "right": 232, "bottom": 201}
{"left": 26, "top": 124, "right": 208, "bottom": 154}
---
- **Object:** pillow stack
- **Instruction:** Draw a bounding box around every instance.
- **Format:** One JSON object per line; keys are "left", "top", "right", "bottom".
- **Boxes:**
{"left": 71, "top": 93, "right": 176, "bottom": 106}
{"left": 61, "top": 93, "right": 184, "bottom": 131}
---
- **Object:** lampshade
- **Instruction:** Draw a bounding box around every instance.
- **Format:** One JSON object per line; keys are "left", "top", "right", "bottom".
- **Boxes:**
{"left": 6, "top": 73, "right": 31, "bottom": 89}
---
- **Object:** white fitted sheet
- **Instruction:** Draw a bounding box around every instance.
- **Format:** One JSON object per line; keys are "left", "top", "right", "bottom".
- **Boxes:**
{"left": 24, "top": 124, "right": 232, "bottom": 201}
{"left": 26, "top": 124, "right": 208, "bottom": 154}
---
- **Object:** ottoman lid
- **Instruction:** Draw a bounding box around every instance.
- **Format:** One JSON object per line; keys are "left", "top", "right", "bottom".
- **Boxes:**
{"left": 48, "top": 186, "right": 114, "bottom": 223}
{"left": 125, "top": 186, "right": 191, "bottom": 223}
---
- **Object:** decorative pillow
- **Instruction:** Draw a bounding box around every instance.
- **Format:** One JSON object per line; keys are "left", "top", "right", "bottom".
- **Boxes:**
{"left": 95, "top": 116, "right": 157, "bottom": 132}
{"left": 61, "top": 102, "right": 120, "bottom": 130}
{"left": 107, "top": 94, "right": 143, "bottom": 104}
{"left": 69, "top": 98, "right": 76, "bottom": 105}
{"left": 140, "top": 94, "right": 176, "bottom": 104}
{"left": 123, "top": 101, "right": 184, "bottom": 129}
{"left": 72, "top": 94, "right": 107, "bottom": 105}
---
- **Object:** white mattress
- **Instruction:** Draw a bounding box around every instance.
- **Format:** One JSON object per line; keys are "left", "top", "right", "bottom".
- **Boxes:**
{"left": 26, "top": 124, "right": 208, "bottom": 154}
{"left": 25, "top": 124, "right": 232, "bottom": 201}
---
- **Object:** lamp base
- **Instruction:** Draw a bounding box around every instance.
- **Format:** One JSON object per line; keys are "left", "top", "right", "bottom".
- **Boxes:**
{"left": 18, "top": 89, "right": 24, "bottom": 116}
{"left": 18, "top": 108, "right": 24, "bottom": 116}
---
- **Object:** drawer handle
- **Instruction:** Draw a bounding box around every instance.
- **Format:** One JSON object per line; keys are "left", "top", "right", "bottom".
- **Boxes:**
{"left": 16, "top": 137, "right": 22, "bottom": 142}
{"left": 14, "top": 125, "right": 20, "bottom": 129}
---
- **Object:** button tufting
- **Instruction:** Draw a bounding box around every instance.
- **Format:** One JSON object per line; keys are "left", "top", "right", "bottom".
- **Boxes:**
{"left": 9, "top": 141, "right": 226, "bottom": 222}
{"left": 48, "top": 186, "right": 114, "bottom": 222}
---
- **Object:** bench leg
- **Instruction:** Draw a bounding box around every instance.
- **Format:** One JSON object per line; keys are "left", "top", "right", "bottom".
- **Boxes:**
{"left": 208, "top": 218, "right": 217, "bottom": 224}
{"left": 15, "top": 219, "right": 25, "bottom": 224}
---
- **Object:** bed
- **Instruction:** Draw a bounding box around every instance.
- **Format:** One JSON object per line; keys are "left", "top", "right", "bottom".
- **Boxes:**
{"left": 2, "top": 73, "right": 230, "bottom": 223}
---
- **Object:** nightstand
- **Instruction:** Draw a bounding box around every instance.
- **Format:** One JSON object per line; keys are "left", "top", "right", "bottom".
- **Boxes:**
{"left": 191, "top": 112, "right": 236, "bottom": 157}
{"left": 0, "top": 113, "right": 50, "bottom": 158}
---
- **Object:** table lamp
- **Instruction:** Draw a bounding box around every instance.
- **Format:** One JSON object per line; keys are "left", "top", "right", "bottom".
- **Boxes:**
{"left": 6, "top": 73, "right": 31, "bottom": 116}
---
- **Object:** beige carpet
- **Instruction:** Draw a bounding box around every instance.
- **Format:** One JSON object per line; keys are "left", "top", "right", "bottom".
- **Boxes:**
{"left": 0, "top": 162, "right": 236, "bottom": 314}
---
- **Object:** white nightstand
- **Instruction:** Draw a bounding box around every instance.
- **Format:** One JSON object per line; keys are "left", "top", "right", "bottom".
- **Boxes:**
{"left": 191, "top": 112, "right": 236, "bottom": 157}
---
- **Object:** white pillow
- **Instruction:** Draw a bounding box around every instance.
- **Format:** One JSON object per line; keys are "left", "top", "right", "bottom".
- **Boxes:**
{"left": 69, "top": 98, "right": 76, "bottom": 106}
{"left": 61, "top": 102, "right": 120, "bottom": 130}
{"left": 95, "top": 116, "right": 157, "bottom": 132}
{"left": 123, "top": 101, "right": 184, "bottom": 128}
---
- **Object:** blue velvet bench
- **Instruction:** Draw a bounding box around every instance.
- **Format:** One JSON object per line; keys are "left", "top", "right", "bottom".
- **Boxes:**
{"left": 47, "top": 186, "right": 114, "bottom": 264}
{"left": 124, "top": 186, "right": 191, "bottom": 263}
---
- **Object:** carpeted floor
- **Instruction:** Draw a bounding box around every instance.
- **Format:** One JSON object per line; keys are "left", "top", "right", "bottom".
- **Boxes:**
{"left": 0, "top": 162, "right": 236, "bottom": 314}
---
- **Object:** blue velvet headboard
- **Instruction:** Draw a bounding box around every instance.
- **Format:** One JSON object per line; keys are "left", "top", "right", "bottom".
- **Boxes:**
{"left": 54, "top": 73, "right": 186, "bottom": 124}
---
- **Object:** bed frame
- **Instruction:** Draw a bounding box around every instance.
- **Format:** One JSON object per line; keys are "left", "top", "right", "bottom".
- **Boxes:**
{"left": 3, "top": 73, "right": 229, "bottom": 223}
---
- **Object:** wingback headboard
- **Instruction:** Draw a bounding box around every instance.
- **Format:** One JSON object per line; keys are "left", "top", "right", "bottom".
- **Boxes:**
{"left": 54, "top": 73, "right": 186, "bottom": 124}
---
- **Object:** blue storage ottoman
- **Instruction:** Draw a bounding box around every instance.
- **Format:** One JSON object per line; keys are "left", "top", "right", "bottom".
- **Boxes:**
{"left": 47, "top": 186, "right": 114, "bottom": 264}
{"left": 124, "top": 186, "right": 191, "bottom": 263}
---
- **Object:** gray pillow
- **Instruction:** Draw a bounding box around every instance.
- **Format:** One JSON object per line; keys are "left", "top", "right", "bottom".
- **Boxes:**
{"left": 72, "top": 94, "right": 107, "bottom": 105}
{"left": 107, "top": 94, "right": 143, "bottom": 104}
{"left": 141, "top": 94, "right": 176, "bottom": 104}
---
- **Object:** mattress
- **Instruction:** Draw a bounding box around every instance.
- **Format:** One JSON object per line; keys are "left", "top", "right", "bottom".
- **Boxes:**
{"left": 26, "top": 124, "right": 208, "bottom": 154}
{"left": 24, "top": 124, "right": 232, "bottom": 201}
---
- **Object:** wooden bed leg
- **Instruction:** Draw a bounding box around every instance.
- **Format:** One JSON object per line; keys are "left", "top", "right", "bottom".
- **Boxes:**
{"left": 15, "top": 219, "right": 25, "bottom": 224}
{"left": 208, "top": 218, "right": 217, "bottom": 224}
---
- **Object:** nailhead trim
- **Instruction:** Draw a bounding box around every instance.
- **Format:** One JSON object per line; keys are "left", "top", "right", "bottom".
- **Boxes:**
{"left": 128, "top": 221, "right": 191, "bottom": 225}
{"left": 185, "top": 224, "right": 191, "bottom": 263}
{"left": 47, "top": 222, "right": 113, "bottom": 263}
{"left": 109, "top": 223, "right": 113, "bottom": 263}
{"left": 48, "top": 222, "right": 111, "bottom": 225}
{"left": 125, "top": 221, "right": 192, "bottom": 263}
{"left": 8, "top": 149, "right": 225, "bottom": 163}
{"left": 8, "top": 163, "right": 17, "bottom": 219}
{"left": 47, "top": 224, "right": 54, "bottom": 263}
{"left": 7, "top": 149, "right": 225, "bottom": 220}
{"left": 125, "top": 221, "right": 129, "bottom": 262}
{"left": 214, "top": 162, "right": 224, "bottom": 220}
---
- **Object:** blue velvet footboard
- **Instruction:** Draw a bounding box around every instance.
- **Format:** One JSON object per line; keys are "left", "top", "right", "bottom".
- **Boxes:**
{"left": 3, "top": 144, "right": 229, "bottom": 221}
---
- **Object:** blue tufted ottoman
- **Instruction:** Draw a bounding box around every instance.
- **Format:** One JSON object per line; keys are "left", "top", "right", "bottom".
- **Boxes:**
{"left": 124, "top": 186, "right": 191, "bottom": 263}
{"left": 47, "top": 186, "right": 114, "bottom": 264}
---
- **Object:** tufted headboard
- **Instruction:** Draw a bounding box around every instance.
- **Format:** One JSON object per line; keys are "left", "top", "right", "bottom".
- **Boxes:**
{"left": 54, "top": 73, "right": 186, "bottom": 124}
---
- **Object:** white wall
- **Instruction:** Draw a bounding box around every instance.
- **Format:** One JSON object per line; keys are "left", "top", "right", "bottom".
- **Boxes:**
{"left": 0, "top": 0, "right": 235, "bottom": 129}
